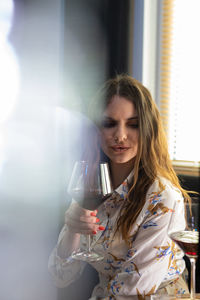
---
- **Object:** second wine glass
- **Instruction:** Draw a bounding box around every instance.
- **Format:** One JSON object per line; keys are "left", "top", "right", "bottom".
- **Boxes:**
{"left": 68, "top": 161, "right": 113, "bottom": 262}
{"left": 169, "top": 198, "right": 199, "bottom": 299}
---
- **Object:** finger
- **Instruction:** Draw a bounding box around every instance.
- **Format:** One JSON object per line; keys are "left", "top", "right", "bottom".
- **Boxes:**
{"left": 65, "top": 214, "right": 98, "bottom": 229}
{"left": 66, "top": 202, "right": 97, "bottom": 218}
{"left": 65, "top": 210, "right": 99, "bottom": 224}
{"left": 65, "top": 218, "right": 100, "bottom": 235}
{"left": 79, "top": 215, "right": 100, "bottom": 223}
{"left": 65, "top": 205, "right": 99, "bottom": 222}
{"left": 67, "top": 227, "right": 97, "bottom": 235}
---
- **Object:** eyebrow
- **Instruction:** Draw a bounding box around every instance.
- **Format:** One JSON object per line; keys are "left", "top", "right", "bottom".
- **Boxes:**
{"left": 103, "top": 116, "right": 138, "bottom": 120}
{"left": 127, "top": 117, "right": 138, "bottom": 120}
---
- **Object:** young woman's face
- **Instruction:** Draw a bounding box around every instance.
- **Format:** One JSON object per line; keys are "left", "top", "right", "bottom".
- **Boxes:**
{"left": 100, "top": 95, "right": 139, "bottom": 165}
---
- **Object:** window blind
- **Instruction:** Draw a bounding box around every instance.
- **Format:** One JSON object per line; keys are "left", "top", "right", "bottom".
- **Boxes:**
{"left": 159, "top": 0, "right": 174, "bottom": 139}
{"left": 159, "top": 0, "right": 200, "bottom": 175}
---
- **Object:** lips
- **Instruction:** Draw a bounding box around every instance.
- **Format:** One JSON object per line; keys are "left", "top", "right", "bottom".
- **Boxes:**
{"left": 111, "top": 146, "right": 130, "bottom": 153}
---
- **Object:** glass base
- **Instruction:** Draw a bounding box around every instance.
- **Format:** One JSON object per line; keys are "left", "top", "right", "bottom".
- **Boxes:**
{"left": 71, "top": 250, "right": 104, "bottom": 262}
{"left": 176, "top": 295, "right": 200, "bottom": 300}
{"left": 151, "top": 294, "right": 200, "bottom": 300}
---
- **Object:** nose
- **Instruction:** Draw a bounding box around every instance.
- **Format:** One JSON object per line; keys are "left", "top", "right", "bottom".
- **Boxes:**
{"left": 114, "top": 124, "right": 127, "bottom": 143}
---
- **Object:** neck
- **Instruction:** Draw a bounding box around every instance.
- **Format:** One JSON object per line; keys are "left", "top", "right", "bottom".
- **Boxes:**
{"left": 110, "top": 159, "right": 135, "bottom": 189}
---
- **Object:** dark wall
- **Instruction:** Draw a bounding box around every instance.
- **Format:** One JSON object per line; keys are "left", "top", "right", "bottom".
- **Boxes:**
{"left": 103, "top": 0, "right": 130, "bottom": 77}
{"left": 62, "top": 0, "right": 130, "bottom": 113}
{"left": 178, "top": 175, "right": 200, "bottom": 194}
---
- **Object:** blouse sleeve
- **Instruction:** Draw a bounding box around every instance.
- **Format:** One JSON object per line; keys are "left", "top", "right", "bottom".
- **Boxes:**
{"left": 106, "top": 181, "right": 186, "bottom": 299}
{"left": 48, "top": 225, "right": 86, "bottom": 288}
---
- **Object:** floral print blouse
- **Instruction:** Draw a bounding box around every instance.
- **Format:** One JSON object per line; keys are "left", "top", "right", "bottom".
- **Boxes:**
{"left": 48, "top": 174, "right": 188, "bottom": 299}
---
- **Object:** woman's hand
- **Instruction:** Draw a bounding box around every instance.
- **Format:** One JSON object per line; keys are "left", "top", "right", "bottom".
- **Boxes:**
{"left": 65, "top": 201, "right": 105, "bottom": 235}
{"left": 57, "top": 202, "right": 105, "bottom": 259}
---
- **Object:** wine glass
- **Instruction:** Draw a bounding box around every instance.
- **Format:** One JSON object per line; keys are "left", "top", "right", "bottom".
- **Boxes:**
{"left": 168, "top": 198, "right": 199, "bottom": 300}
{"left": 67, "top": 160, "right": 113, "bottom": 262}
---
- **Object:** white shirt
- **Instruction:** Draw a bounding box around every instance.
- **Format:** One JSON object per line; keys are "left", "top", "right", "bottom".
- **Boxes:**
{"left": 48, "top": 174, "right": 188, "bottom": 299}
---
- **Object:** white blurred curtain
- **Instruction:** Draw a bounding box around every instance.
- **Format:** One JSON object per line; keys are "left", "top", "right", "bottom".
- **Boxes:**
{"left": 0, "top": 0, "right": 109, "bottom": 299}
{"left": 0, "top": 1, "right": 85, "bottom": 299}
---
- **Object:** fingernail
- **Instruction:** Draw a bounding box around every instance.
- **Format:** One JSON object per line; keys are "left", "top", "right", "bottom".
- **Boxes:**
{"left": 96, "top": 218, "right": 100, "bottom": 223}
{"left": 91, "top": 212, "right": 97, "bottom": 217}
{"left": 92, "top": 230, "right": 97, "bottom": 234}
{"left": 99, "top": 226, "right": 105, "bottom": 231}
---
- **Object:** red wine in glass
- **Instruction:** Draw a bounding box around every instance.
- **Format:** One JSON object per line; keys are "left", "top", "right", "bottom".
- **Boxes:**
{"left": 169, "top": 200, "right": 199, "bottom": 299}
{"left": 70, "top": 189, "right": 112, "bottom": 210}
{"left": 170, "top": 231, "right": 198, "bottom": 258}
{"left": 68, "top": 161, "right": 113, "bottom": 262}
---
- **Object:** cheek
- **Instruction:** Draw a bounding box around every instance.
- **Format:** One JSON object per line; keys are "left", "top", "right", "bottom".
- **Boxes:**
{"left": 130, "top": 130, "right": 139, "bottom": 143}
{"left": 100, "top": 132, "right": 107, "bottom": 148}
{"left": 134, "top": 133, "right": 139, "bottom": 152}
{"left": 100, "top": 130, "right": 111, "bottom": 150}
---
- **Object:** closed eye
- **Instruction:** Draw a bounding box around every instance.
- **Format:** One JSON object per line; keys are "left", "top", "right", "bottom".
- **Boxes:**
{"left": 101, "top": 120, "right": 117, "bottom": 128}
{"left": 101, "top": 117, "right": 139, "bottom": 129}
{"left": 128, "top": 123, "right": 139, "bottom": 128}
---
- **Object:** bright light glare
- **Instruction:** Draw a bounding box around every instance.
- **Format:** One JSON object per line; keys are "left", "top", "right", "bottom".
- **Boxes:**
{"left": 0, "top": 0, "right": 14, "bottom": 38}
{"left": 169, "top": 0, "right": 200, "bottom": 161}
{"left": 0, "top": 43, "right": 19, "bottom": 122}
{"left": 0, "top": 0, "right": 19, "bottom": 123}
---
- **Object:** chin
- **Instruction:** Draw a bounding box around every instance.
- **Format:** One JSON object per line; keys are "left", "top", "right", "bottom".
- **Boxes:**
{"left": 111, "top": 156, "right": 135, "bottom": 165}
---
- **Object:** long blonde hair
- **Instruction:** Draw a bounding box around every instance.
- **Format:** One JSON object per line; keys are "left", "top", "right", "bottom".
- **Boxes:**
{"left": 89, "top": 74, "right": 191, "bottom": 242}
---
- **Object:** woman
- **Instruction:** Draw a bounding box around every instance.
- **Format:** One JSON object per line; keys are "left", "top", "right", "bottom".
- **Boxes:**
{"left": 48, "top": 75, "right": 189, "bottom": 299}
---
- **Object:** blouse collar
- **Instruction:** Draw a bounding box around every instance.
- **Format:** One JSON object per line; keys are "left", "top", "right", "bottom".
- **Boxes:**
{"left": 114, "top": 170, "right": 134, "bottom": 200}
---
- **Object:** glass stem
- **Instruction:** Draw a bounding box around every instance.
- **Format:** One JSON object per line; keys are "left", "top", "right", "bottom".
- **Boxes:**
{"left": 86, "top": 235, "right": 91, "bottom": 253}
{"left": 189, "top": 257, "right": 196, "bottom": 299}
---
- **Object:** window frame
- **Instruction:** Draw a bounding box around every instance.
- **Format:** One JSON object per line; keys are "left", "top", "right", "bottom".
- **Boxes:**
{"left": 130, "top": 0, "right": 200, "bottom": 176}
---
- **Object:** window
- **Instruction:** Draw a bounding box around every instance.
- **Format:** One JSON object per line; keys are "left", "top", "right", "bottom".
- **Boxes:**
{"left": 141, "top": 0, "right": 200, "bottom": 175}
